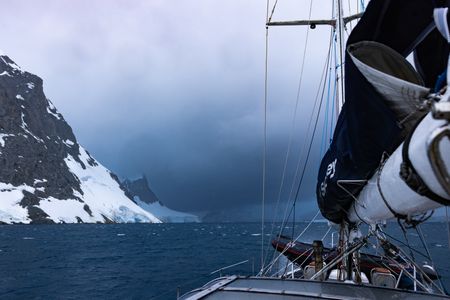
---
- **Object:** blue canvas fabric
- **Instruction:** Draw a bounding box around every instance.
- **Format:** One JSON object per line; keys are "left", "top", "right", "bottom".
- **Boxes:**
{"left": 316, "top": 0, "right": 449, "bottom": 224}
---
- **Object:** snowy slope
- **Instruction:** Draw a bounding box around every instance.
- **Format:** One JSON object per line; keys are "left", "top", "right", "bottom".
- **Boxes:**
{"left": 41, "top": 147, "right": 161, "bottom": 224}
{"left": 134, "top": 196, "right": 199, "bottom": 223}
{"left": 0, "top": 148, "right": 162, "bottom": 224}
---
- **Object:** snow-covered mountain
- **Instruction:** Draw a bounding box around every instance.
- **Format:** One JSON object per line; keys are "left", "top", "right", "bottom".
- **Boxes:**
{"left": 123, "top": 176, "right": 200, "bottom": 223}
{"left": 0, "top": 54, "right": 161, "bottom": 224}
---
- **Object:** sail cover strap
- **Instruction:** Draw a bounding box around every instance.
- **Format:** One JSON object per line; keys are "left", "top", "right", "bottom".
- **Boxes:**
{"left": 400, "top": 116, "right": 450, "bottom": 206}
{"left": 377, "top": 155, "right": 408, "bottom": 220}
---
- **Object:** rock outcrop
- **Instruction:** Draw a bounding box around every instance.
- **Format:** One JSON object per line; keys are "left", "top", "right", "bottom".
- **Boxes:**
{"left": 123, "top": 176, "right": 199, "bottom": 223}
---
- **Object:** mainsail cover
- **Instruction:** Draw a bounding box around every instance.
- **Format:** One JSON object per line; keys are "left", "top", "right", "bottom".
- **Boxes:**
{"left": 317, "top": 0, "right": 450, "bottom": 224}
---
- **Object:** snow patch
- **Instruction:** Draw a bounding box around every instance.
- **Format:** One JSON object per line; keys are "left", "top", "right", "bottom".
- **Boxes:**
{"left": 38, "top": 197, "right": 89, "bottom": 223}
{"left": 47, "top": 99, "right": 56, "bottom": 110}
{"left": 0, "top": 71, "right": 11, "bottom": 77}
{"left": 46, "top": 107, "right": 61, "bottom": 120}
{"left": 20, "top": 112, "right": 44, "bottom": 143}
{"left": 7, "top": 61, "right": 21, "bottom": 71}
{"left": 33, "top": 179, "right": 47, "bottom": 185}
{"left": 0, "top": 56, "right": 22, "bottom": 73}
{"left": 46, "top": 100, "right": 61, "bottom": 120}
{"left": 16, "top": 94, "right": 24, "bottom": 101}
{"left": 63, "top": 139, "right": 74, "bottom": 147}
{"left": 27, "top": 82, "right": 34, "bottom": 89}
{"left": 0, "top": 134, "right": 14, "bottom": 147}
{"left": 0, "top": 182, "right": 33, "bottom": 223}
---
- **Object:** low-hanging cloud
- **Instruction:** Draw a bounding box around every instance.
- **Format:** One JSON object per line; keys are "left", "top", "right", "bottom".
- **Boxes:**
{"left": 1, "top": 0, "right": 332, "bottom": 213}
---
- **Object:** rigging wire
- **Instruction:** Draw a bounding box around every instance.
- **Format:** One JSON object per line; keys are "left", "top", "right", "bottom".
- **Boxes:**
{"left": 321, "top": 31, "right": 338, "bottom": 154}
{"left": 262, "top": 0, "right": 316, "bottom": 269}
{"left": 397, "top": 219, "right": 416, "bottom": 262}
{"left": 269, "top": 44, "right": 331, "bottom": 269}
{"left": 261, "top": 210, "right": 321, "bottom": 275}
{"left": 329, "top": 35, "right": 338, "bottom": 139}
{"left": 278, "top": 27, "right": 334, "bottom": 237}
{"left": 416, "top": 225, "right": 446, "bottom": 291}
{"left": 280, "top": 223, "right": 333, "bottom": 277}
{"left": 386, "top": 235, "right": 447, "bottom": 295}
{"left": 261, "top": 0, "right": 270, "bottom": 273}
{"left": 378, "top": 229, "right": 429, "bottom": 259}
{"left": 336, "top": 0, "right": 346, "bottom": 111}
{"left": 267, "top": 0, "right": 280, "bottom": 23}
{"left": 265, "top": 25, "right": 334, "bottom": 272}
{"left": 285, "top": 36, "right": 334, "bottom": 226}
{"left": 360, "top": 0, "right": 366, "bottom": 11}
{"left": 263, "top": 41, "right": 333, "bottom": 269}
{"left": 347, "top": 0, "right": 354, "bottom": 32}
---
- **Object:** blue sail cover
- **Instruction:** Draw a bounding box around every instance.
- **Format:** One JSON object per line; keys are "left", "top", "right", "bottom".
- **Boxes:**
{"left": 316, "top": 0, "right": 450, "bottom": 224}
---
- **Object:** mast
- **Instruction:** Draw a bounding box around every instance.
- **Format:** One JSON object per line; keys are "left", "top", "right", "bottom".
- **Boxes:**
{"left": 333, "top": 0, "right": 353, "bottom": 281}
{"left": 266, "top": 1, "right": 359, "bottom": 119}
{"left": 335, "top": 0, "right": 345, "bottom": 117}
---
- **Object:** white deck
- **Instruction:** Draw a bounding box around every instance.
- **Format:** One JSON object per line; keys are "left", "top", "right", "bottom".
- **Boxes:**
{"left": 180, "top": 276, "right": 450, "bottom": 300}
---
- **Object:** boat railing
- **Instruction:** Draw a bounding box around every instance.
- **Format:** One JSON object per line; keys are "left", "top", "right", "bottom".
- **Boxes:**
{"left": 209, "top": 259, "right": 250, "bottom": 277}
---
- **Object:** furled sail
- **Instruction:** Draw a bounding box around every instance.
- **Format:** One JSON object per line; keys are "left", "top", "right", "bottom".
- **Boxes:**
{"left": 316, "top": 0, "right": 450, "bottom": 224}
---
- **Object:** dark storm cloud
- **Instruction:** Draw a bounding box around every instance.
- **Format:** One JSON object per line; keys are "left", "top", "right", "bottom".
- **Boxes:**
{"left": 0, "top": 0, "right": 332, "bottom": 214}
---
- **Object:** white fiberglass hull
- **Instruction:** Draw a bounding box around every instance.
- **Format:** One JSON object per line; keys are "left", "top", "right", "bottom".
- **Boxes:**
{"left": 348, "top": 111, "right": 450, "bottom": 224}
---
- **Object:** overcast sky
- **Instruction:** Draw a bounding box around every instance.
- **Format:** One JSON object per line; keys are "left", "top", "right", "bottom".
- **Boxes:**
{"left": 1, "top": 0, "right": 337, "bottom": 214}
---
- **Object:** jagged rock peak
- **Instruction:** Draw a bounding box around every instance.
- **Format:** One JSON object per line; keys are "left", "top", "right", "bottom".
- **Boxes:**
{"left": 123, "top": 175, "right": 200, "bottom": 223}
{"left": 122, "top": 175, "right": 161, "bottom": 205}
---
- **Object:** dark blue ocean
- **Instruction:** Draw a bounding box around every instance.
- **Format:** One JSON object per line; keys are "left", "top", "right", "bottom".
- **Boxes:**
{"left": 0, "top": 222, "right": 448, "bottom": 299}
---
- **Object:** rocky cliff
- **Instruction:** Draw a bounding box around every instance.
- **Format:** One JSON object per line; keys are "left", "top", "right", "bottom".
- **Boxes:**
{"left": 123, "top": 176, "right": 159, "bottom": 204}
{"left": 0, "top": 54, "right": 160, "bottom": 224}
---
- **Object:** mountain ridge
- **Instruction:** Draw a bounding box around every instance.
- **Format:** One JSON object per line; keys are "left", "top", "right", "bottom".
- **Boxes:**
{"left": 0, "top": 54, "right": 161, "bottom": 224}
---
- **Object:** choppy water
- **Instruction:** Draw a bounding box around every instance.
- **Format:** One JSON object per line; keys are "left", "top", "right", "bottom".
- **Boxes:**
{"left": 0, "top": 222, "right": 448, "bottom": 299}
